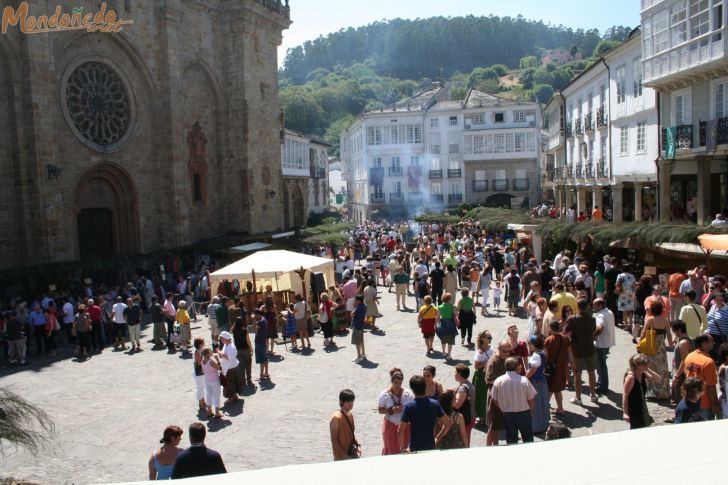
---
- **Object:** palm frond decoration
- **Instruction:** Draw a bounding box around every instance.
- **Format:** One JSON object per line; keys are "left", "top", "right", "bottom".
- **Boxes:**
{"left": 0, "top": 387, "right": 56, "bottom": 457}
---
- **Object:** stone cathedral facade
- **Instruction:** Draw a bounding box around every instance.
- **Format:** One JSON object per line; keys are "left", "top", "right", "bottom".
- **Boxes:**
{"left": 0, "top": 0, "right": 290, "bottom": 270}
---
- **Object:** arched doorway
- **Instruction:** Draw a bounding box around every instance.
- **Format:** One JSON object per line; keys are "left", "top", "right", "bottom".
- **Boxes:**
{"left": 75, "top": 163, "right": 139, "bottom": 259}
{"left": 282, "top": 182, "right": 291, "bottom": 229}
{"left": 292, "top": 183, "right": 305, "bottom": 227}
{"left": 485, "top": 193, "right": 514, "bottom": 208}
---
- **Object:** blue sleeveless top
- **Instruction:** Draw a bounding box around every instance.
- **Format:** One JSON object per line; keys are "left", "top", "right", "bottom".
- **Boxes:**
{"left": 153, "top": 452, "right": 174, "bottom": 480}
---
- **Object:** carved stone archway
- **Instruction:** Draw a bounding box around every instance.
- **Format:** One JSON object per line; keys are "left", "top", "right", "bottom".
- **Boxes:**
{"left": 75, "top": 163, "right": 140, "bottom": 259}
{"left": 292, "top": 183, "right": 305, "bottom": 228}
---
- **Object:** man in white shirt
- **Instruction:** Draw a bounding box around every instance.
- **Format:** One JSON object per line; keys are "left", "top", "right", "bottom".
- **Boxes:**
{"left": 111, "top": 296, "right": 128, "bottom": 350}
{"left": 414, "top": 260, "right": 429, "bottom": 281}
{"left": 593, "top": 298, "right": 615, "bottom": 395}
{"left": 491, "top": 357, "right": 537, "bottom": 445}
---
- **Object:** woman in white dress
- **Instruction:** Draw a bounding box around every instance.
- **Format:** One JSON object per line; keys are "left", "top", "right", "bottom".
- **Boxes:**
{"left": 616, "top": 265, "right": 637, "bottom": 329}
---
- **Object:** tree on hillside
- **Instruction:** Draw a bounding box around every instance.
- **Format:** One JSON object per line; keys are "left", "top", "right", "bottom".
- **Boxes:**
{"left": 280, "top": 86, "right": 325, "bottom": 134}
{"left": 467, "top": 67, "right": 499, "bottom": 88}
{"left": 533, "top": 84, "right": 555, "bottom": 104}
{"left": 593, "top": 39, "right": 621, "bottom": 57}
{"left": 519, "top": 55, "right": 539, "bottom": 69}
{"left": 603, "top": 25, "right": 633, "bottom": 42}
{"left": 281, "top": 16, "right": 631, "bottom": 82}
{"left": 325, "top": 114, "right": 355, "bottom": 157}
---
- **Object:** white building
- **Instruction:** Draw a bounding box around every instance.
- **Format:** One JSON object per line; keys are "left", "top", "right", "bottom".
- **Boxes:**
{"left": 542, "top": 28, "right": 659, "bottom": 221}
{"left": 641, "top": 0, "right": 728, "bottom": 223}
{"left": 341, "top": 87, "right": 541, "bottom": 222}
{"left": 328, "top": 159, "right": 348, "bottom": 209}
{"left": 280, "top": 128, "right": 331, "bottom": 228}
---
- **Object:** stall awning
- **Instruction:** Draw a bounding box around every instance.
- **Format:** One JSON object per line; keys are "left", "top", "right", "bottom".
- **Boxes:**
{"left": 698, "top": 234, "right": 728, "bottom": 251}
{"left": 224, "top": 242, "right": 272, "bottom": 254}
{"left": 211, "top": 250, "right": 333, "bottom": 280}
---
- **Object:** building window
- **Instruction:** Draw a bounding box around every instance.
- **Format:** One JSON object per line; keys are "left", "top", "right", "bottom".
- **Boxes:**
{"left": 514, "top": 133, "right": 525, "bottom": 152}
{"left": 372, "top": 157, "right": 382, "bottom": 168}
{"left": 620, "top": 126, "right": 629, "bottom": 155}
{"left": 393, "top": 181, "right": 402, "bottom": 194}
{"left": 495, "top": 169, "right": 506, "bottom": 180}
{"left": 450, "top": 181, "right": 461, "bottom": 194}
{"left": 449, "top": 143, "right": 459, "bottom": 154}
{"left": 431, "top": 159, "right": 441, "bottom": 170}
{"left": 373, "top": 185, "right": 383, "bottom": 197}
{"left": 673, "top": 89, "right": 692, "bottom": 125}
{"left": 600, "top": 134, "right": 607, "bottom": 159}
{"left": 473, "top": 135, "right": 484, "bottom": 154}
{"left": 690, "top": 0, "right": 710, "bottom": 39}
{"left": 448, "top": 158, "right": 460, "bottom": 170}
{"left": 449, "top": 116, "right": 458, "bottom": 126}
{"left": 644, "top": 15, "right": 653, "bottom": 57}
{"left": 473, "top": 113, "right": 485, "bottom": 124}
{"left": 431, "top": 181, "right": 442, "bottom": 195}
{"left": 636, "top": 122, "right": 646, "bottom": 152}
{"left": 407, "top": 124, "right": 423, "bottom": 144}
{"left": 671, "top": 1, "right": 688, "bottom": 46}
{"left": 430, "top": 118, "right": 439, "bottom": 128}
{"left": 390, "top": 126, "right": 400, "bottom": 144}
{"left": 633, "top": 57, "right": 643, "bottom": 98}
{"left": 713, "top": 79, "right": 728, "bottom": 119}
{"left": 513, "top": 111, "right": 525, "bottom": 122}
{"left": 410, "top": 155, "right": 420, "bottom": 166}
{"left": 475, "top": 169, "right": 486, "bottom": 180}
{"left": 653, "top": 9, "right": 669, "bottom": 53}
{"left": 391, "top": 156, "right": 401, "bottom": 167}
{"left": 616, "top": 66, "right": 626, "bottom": 104}
{"left": 494, "top": 133, "right": 505, "bottom": 153}
{"left": 494, "top": 112, "right": 505, "bottom": 123}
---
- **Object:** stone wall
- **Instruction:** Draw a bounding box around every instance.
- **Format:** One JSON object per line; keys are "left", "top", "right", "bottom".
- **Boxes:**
{"left": 0, "top": 0, "right": 290, "bottom": 270}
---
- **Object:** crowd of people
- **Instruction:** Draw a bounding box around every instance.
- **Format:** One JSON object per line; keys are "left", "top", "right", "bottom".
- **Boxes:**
{"left": 327, "top": 219, "right": 728, "bottom": 458}
{"left": 5, "top": 217, "right": 728, "bottom": 476}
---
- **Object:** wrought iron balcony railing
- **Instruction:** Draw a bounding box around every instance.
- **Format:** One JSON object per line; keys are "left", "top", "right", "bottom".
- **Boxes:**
{"left": 428, "top": 169, "right": 443, "bottom": 179}
{"left": 472, "top": 180, "right": 488, "bottom": 192}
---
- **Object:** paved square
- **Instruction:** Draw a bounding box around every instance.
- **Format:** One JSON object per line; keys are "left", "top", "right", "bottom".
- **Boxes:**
{"left": 1, "top": 287, "right": 671, "bottom": 484}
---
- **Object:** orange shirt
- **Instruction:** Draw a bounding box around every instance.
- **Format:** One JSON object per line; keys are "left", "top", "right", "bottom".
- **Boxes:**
{"left": 644, "top": 295, "right": 670, "bottom": 317}
{"left": 592, "top": 208, "right": 603, "bottom": 221}
{"left": 684, "top": 349, "right": 718, "bottom": 409}
{"left": 668, "top": 273, "right": 687, "bottom": 299}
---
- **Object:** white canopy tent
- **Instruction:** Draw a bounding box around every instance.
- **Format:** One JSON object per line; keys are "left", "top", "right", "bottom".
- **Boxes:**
{"left": 210, "top": 250, "right": 335, "bottom": 298}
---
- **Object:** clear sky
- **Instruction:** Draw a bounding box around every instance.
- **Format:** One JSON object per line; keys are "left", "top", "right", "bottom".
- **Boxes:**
{"left": 278, "top": 0, "right": 640, "bottom": 66}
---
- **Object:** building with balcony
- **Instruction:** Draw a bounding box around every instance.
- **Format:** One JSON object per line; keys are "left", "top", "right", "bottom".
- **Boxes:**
{"left": 281, "top": 129, "right": 331, "bottom": 228}
{"left": 542, "top": 28, "right": 659, "bottom": 221}
{"left": 642, "top": 0, "right": 728, "bottom": 223}
{"left": 340, "top": 87, "right": 540, "bottom": 222}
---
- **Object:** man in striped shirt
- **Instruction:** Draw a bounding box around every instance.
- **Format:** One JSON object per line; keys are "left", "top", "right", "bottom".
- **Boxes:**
{"left": 491, "top": 357, "right": 537, "bottom": 445}
{"left": 707, "top": 292, "right": 728, "bottom": 360}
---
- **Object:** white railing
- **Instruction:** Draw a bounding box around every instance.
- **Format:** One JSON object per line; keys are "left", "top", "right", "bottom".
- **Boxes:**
{"left": 644, "top": 33, "right": 725, "bottom": 83}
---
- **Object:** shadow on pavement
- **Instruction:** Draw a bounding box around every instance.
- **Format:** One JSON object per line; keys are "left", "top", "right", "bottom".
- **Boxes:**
{"left": 259, "top": 379, "right": 276, "bottom": 391}
{"left": 207, "top": 418, "right": 232, "bottom": 432}
{"left": 358, "top": 359, "right": 379, "bottom": 369}
{"left": 224, "top": 399, "right": 245, "bottom": 417}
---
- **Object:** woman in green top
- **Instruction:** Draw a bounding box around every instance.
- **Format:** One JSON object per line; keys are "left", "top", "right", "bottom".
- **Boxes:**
{"left": 594, "top": 261, "right": 606, "bottom": 299}
{"left": 457, "top": 288, "right": 476, "bottom": 346}
{"left": 437, "top": 293, "right": 458, "bottom": 361}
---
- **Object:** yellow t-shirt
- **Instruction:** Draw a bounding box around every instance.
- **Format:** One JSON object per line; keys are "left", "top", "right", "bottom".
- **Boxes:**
{"left": 176, "top": 309, "right": 190, "bottom": 325}
{"left": 550, "top": 291, "right": 577, "bottom": 317}
{"left": 418, "top": 304, "right": 438, "bottom": 320}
